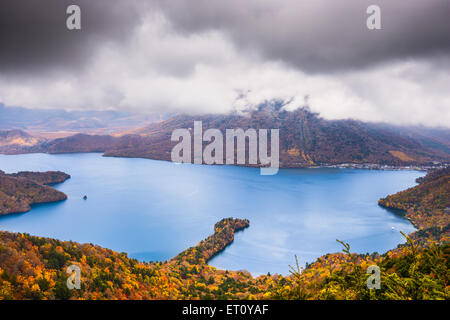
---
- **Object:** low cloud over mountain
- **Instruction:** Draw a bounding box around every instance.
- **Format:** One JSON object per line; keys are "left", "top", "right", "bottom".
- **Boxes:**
{"left": 0, "top": 1, "right": 449, "bottom": 127}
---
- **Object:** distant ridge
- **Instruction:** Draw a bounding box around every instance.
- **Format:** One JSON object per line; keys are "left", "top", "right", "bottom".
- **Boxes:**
{"left": 105, "top": 107, "right": 450, "bottom": 166}
{"left": 1, "top": 107, "right": 449, "bottom": 167}
{"left": 0, "top": 103, "right": 168, "bottom": 134}
{"left": 0, "top": 129, "right": 43, "bottom": 153}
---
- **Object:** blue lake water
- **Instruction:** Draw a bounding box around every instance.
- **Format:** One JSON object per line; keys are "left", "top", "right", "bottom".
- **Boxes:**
{"left": 0, "top": 153, "right": 421, "bottom": 275}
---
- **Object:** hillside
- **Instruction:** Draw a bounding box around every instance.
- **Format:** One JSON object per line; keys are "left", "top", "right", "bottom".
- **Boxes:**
{"left": 117, "top": 107, "right": 449, "bottom": 166}
{"left": 0, "top": 221, "right": 447, "bottom": 300}
{"left": 0, "top": 130, "right": 44, "bottom": 154}
{"left": 0, "top": 168, "right": 448, "bottom": 300}
{"left": 8, "top": 171, "right": 71, "bottom": 185}
{"left": 44, "top": 134, "right": 119, "bottom": 154}
{"left": 173, "top": 218, "right": 250, "bottom": 265}
{"left": 0, "top": 104, "right": 166, "bottom": 134}
{"left": 379, "top": 167, "right": 450, "bottom": 243}
{"left": 2, "top": 108, "right": 448, "bottom": 167}
{"left": 0, "top": 171, "right": 70, "bottom": 215}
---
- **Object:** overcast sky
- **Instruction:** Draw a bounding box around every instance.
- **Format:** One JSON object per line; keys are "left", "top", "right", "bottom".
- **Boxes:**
{"left": 0, "top": 0, "right": 449, "bottom": 127}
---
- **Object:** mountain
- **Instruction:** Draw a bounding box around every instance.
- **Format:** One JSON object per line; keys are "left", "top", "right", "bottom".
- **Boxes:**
{"left": 1, "top": 107, "right": 449, "bottom": 166}
{"left": 0, "top": 129, "right": 43, "bottom": 146}
{"left": 104, "top": 107, "right": 450, "bottom": 166}
{"left": 0, "top": 170, "right": 70, "bottom": 215}
{"left": 0, "top": 103, "right": 167, "bottom": 134}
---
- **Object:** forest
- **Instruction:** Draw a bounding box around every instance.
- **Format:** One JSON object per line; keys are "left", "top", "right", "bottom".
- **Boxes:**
{"left": 0, "top": 167, "right": 448, "bottom": 299}
{"left": 0, "top": 170, "right": 69, "bottom": 215}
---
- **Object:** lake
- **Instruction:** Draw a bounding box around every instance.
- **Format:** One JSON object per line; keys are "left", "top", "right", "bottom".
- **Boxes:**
{"left": 0, "top": 153, "right": 421, "bottom": 275}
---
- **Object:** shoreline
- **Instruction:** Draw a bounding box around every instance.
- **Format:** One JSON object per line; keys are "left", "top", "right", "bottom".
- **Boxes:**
{"left": 0, "top": 153, "right": 445, "bottom": 277}
{"left": 2, "top": 150, "right": 447, "bottom": 172}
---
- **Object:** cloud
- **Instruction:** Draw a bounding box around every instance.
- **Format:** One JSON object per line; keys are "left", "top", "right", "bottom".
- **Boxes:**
{"left": 154, "top": 0, "right": 450, "bottom": 72}
{"left": 0, "top": 0, "right": 147, "bottom": 75}
{"left": 0, "top": 1, "right": 449, "bottom": 127}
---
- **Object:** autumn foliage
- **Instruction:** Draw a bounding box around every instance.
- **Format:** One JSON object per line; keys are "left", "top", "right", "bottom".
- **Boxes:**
{"left": 0, "top": 171, "right": 69, "bottom": 215}
{"left": 0, "top": 168, "right": 448, "bottom": 300}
